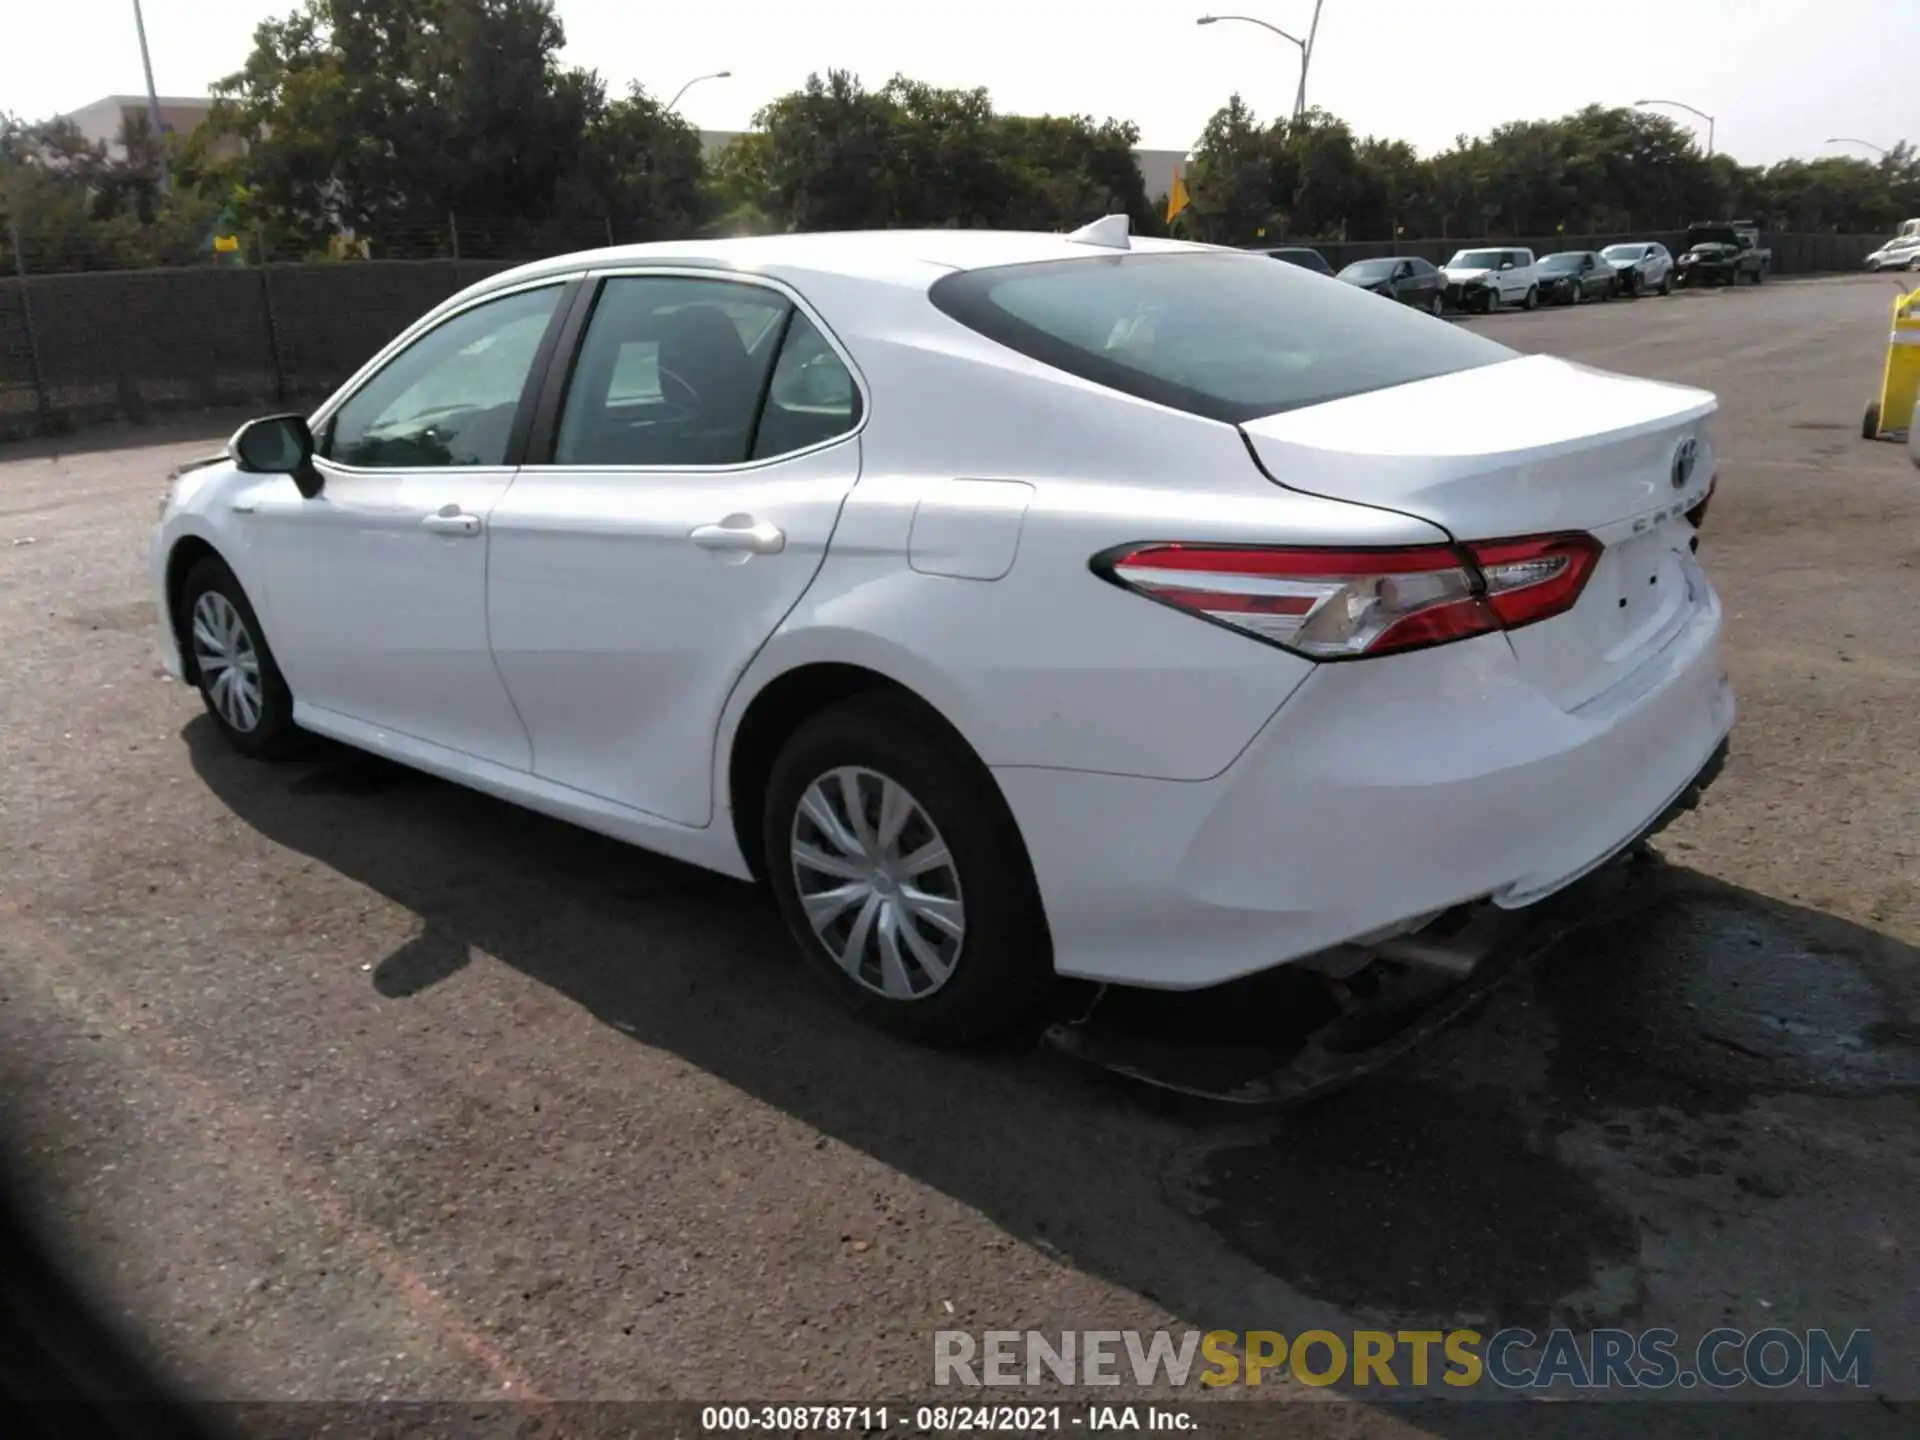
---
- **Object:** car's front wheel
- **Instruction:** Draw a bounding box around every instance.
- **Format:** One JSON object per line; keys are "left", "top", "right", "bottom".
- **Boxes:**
{"left": 177, "top": 554, "right": 300, "bottom": 759}
{"left": 762, "top": 693, "right": 1054, "bottom": 1045}
{"left": 1428, "top": 292, "right": 1444, "bottom": 317}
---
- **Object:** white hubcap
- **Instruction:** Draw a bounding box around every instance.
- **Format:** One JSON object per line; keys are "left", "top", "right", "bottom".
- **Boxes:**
{"left": 789, "top": 766, "right": 965, "bottom": 1000}
{"left": 191, "top": 591, "right": 264, "bottom": 733}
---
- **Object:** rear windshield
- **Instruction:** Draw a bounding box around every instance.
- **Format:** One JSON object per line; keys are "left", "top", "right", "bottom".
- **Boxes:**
{"left": 927, "top": 252, "right": 1515, "bottom": 425}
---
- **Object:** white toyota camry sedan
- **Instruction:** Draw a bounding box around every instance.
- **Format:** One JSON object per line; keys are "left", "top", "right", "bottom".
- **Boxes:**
{"left": 152, "top": 222, "right": 1735, "bottom": 1044}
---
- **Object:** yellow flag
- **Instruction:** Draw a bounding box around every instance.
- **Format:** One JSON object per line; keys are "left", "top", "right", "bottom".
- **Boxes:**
{"left": 1166, "top": 170, "right": 1190, "bottom": 225}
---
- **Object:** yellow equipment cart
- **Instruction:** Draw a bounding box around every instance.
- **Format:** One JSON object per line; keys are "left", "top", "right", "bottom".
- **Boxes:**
{"left": 1863, "top": 284, "right": 1920, "bottom": 440}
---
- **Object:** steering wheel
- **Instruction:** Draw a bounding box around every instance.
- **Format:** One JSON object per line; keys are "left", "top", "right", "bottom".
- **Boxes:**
{"left": 656, "top": 364, "right": 704, "bottom": 418}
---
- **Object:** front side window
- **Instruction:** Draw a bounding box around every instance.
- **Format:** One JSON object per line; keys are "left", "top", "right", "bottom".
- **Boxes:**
{"left": 930, "top": 252, "right": 1514, "bottom": 425}
{"left": 327, "top": 285, "right": 562, "bottom": 469}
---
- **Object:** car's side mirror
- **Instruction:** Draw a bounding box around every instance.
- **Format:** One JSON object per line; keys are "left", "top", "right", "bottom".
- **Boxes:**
{"left": 1499, "top": 262, "right": 1514, "bottom": 271}
{"left": 231, "top": 414, "right": 323, "bottom": 499}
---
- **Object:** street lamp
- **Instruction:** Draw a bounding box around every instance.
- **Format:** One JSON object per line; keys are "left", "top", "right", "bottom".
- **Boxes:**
{"left": 130, "top": 0, "right": 171, "bottom": 193}
{"left": 1635, "top": 98, "right": 1715, "bottom": 158}
{"left": 665, "top": 70, "right": 731, "bottom": 113}
{"left": 1825, "top": 137, "right": 1888, "bottom": 158}
{"left": 1197, "top": 8, "right": 1323, "bottom": 124}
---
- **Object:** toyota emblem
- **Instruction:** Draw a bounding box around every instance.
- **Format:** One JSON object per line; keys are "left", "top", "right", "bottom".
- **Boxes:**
{"left": 1671, "top": 437, "right": 1698, "bottom": 490}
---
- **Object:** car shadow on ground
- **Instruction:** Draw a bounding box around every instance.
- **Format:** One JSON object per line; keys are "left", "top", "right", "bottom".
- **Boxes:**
{"left": 184, "top": 724, "right": 1919, "bottom": 1435}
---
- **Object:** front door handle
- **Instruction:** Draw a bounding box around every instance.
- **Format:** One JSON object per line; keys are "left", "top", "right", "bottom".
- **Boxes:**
{"left": 421, "top": 507, "right": 482, "bottom": 537}
{"left": 689, "top": 514, "right": 785, "bottom": 555}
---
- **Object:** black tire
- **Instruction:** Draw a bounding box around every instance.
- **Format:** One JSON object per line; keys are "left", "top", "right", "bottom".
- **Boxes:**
{"left": 1479, "top": 290, "right": 1497, "bottom": 314}
{"left": 1523, "top": 284, "right": 1539, "bottom": 311}
{"left": 1658, "top": 272, "right": 1671, "bottom": 296}
{"left": 1628, "top": 271, "right": 1644, "bottom": 298}
{"left": 1752, "top": 264, "right": 1766, "bottom": 284}
{"left": 1428, "top": 292, "right": 1443, "bottom": 318}
{"left": 175, "top": 554, "right": 301, "bottom": 759}
{"left": 762, "top": 693, "right": 1054, "bottom": 1045}
{"left": 1863, "top": 400, "right": 1881, "bottom": 440}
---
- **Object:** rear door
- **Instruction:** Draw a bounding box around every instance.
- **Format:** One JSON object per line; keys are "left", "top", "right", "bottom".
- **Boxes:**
{"left": 1238, "top": 353, "right": 1718, "bottom": 710}
{"left": 484, "top": 270, "right": 866, "bottom": 827}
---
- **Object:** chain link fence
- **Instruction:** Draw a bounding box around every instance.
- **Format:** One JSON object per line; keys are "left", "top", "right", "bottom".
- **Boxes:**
{"left": 0, "top": 231, "right": 1896, "bottom": 443}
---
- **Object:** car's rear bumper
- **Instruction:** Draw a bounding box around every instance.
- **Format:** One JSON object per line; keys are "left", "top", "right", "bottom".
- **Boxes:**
{"left": 997, "top": 585, "right": 1734, "bottom": 989}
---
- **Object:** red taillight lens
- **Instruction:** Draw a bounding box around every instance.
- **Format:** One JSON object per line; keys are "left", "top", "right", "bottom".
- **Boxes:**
{"left": 1469, "top": 532, "right": 1603, "bottom": 630}
{"left": 1096, "top": 532, "right": 1600, "bottom": 660}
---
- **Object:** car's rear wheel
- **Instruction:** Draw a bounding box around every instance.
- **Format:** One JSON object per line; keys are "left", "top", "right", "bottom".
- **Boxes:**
{"left": 1523, "top": 285, "right": 1539, "bottom": 311}
{"left": 177, "top": 555, "right": 300, "bottom": 759}
{"left": 762, "top": 694, "right": 1054, "bottom": 1045}
{"left": 1863, "top": 399, "right": 1881, "bottom": 440}
{"left": 1658, "top": 272, "right": 1671, "bottom": 295}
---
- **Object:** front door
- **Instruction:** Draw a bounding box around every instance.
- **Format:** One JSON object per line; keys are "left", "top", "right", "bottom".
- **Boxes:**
{"left": 249, "top": 281, "right": 568, "bottom": 769}
{"left": 486, "top": 272, "right": 867, "bottom": 827}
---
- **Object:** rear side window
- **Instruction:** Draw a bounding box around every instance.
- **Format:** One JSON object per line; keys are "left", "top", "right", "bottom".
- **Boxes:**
{"left": 928, "top": 252, "right": 1515, "bottom": 424}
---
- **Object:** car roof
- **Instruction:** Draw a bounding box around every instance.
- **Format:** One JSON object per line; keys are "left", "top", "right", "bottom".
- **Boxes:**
{"left": 462, "top": 228, "right": 1212, "bottom": 301}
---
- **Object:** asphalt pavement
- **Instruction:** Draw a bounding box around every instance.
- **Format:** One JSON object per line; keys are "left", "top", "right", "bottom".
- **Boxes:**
{"left": 0, "top": 274, "right": 1915, "bottom": 1434}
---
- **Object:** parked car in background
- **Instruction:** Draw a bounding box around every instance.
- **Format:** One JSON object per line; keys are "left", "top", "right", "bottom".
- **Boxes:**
{"left": 1535, "top": 252, "right": 1616, "bottom": 305}
{"left": 149, "top": 224, "right": 1733, "bottom": 1044}
{"left": 1675, "top": 223, "right": 1770, "bottom": 287}
{"left": 1865, "top": 236, "right": 1920, "bottom": 272}
{"left": 1255, "top": 246, "right": 1335, "bottom": 276}
{"left": 1335, "top": 256, "right": 1447, "bottom": 315}
{"left": 1442, "top": 247, "right": 1539, "bottom": 312}
{"left": 1600, "top": 241, "right": 1674, "bottom": 296}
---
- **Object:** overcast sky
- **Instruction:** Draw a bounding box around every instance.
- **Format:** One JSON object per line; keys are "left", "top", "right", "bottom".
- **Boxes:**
{"left": 8, "top": 0, "right": 1912, "bottom": 164}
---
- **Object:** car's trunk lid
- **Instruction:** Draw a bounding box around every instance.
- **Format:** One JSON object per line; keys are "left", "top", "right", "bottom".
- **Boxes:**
{"left": 1238, "top": 354, "right": 1719, "bottom": 711}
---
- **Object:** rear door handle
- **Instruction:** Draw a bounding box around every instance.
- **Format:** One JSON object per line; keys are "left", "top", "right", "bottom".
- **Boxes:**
{"left": 689, "top": 515, "right": 785, "bottom": 555}
{"left": 421, "top": 509, "right": 482, "bottom": 537}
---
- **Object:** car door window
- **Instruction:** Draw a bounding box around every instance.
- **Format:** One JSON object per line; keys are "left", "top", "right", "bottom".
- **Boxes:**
{"left": 751, "top": 311, "right": 863, "bottom": 460}
{"left": 555, "top": 276, "right": 789, "bottom": 467}
{"left": 327, "top": 285, "right": 563, "bottom": 469}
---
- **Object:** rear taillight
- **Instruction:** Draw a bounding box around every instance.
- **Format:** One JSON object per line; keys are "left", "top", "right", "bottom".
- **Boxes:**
{"left": 1686, "top": 467, "right": 1718, "bottom": 531}
{"left": 1095, "top": 533, "right": 1600, "bottom": 661}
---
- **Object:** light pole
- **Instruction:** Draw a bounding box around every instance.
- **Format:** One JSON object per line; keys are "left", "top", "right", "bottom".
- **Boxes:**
{"left": 131, "top": 0, "right": 171, "bottom": 193}
{"left": 1197, "top": 13, "right": 1313, "bottom": 124}
{"left": 664, "top": 70, "right": 731, "bottom": 113}
{"left": 1635, "top": 98, "right": 1715, "bottom": 158}
{"left": 1825, "top": 136, "right": 1888, "bottom": 158}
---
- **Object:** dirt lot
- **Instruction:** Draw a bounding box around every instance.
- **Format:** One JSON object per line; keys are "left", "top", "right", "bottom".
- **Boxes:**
{"left": 1, "top": 275, "right": 1915, "bottom": 1434}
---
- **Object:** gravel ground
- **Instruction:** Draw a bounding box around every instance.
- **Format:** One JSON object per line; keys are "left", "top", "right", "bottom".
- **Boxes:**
{"left": 0, "top": 274, "right": 1915, "bottom": 1436}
